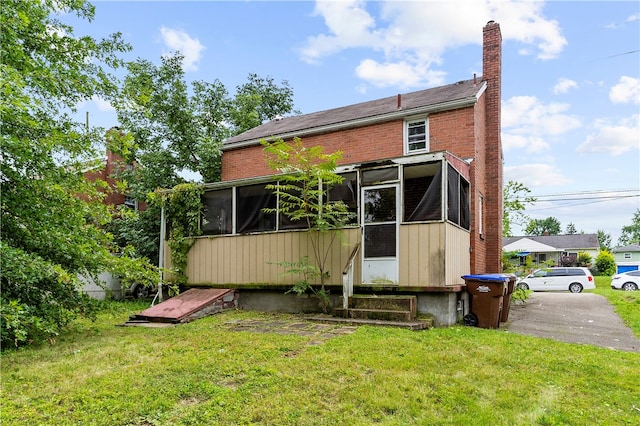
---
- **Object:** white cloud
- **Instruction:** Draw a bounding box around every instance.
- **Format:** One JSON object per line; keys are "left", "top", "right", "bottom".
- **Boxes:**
{"left": 609, "top": 76, "right": 640, "bottom": 104}
{"left": 355, "top": 59, "right": 447, "bottom": 89}
{"left": 160, "top": 27, "right": 205, "bottom": 72}
{"left": 553, "top": 78, "right": 578, "bottom": 94}
{"left": 299, "top": 0, "right": 566, "bottom": 89}
{"left": 76, "top": 96, "right": 114, "bottom": 112}
{"left": 504, "top": 163, "right": 570, "bottom": 187}
{"left": 627, "top": 13, "right": 640, "bottom": 23}
{"left": 502, "top": 96, "right": 581, "bottom": 153}
{"left": 92, "top": 96, "right": 114, "bottom": 112}
{"left": 577, "top": 115, "right": 640, "bottom": 156}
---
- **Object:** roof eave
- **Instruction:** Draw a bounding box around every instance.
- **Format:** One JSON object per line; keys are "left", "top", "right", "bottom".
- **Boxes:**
{"left": 222, "top": 85, "right": 485, "bottom": 151}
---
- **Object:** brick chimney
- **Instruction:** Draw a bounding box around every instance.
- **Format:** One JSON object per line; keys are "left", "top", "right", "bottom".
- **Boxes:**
{"left": 482, "top": 21, "right": 503, "bottom": 272}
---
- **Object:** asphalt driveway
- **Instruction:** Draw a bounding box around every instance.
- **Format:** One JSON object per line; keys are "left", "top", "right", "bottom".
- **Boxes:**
{"left": 505, "top": 292, "right": 640, "bottom": 353}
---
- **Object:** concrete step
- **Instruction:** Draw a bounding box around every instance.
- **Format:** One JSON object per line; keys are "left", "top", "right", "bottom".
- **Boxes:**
{"left": 334, "top": 307, "right": 414, "bottom": 322}
{"left": 348, "top": 295, "right": 417, "bottom": 318}
{"left": 308, "top": 314, "right": 432, "bottom": 331}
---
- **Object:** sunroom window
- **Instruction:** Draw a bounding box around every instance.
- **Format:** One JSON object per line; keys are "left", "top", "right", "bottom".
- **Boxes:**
{"left": 403, "top": 162, "right": 442, "bottom": 222}
{"left": 236, "top": 183, "right": 276, "bottom": 233}
{"left": 201, "top": 188, "right": 232, "bottom": 235}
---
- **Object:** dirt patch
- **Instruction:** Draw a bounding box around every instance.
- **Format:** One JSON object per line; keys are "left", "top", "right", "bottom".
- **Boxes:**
{"left": 223, "top": 318, "right": 358, "bottom": 345}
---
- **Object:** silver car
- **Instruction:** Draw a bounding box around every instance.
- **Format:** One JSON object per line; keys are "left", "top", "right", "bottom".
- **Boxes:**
{"left": 611, "top": 270, "right": 640, "bottom": 291}
{"left": 517, "top": 267, "right": 595, "bottom": 293}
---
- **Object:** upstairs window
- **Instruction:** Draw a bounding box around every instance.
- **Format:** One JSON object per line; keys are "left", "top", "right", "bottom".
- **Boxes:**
{"left": 405, "top": 118, "right": 429, "bottom": 154}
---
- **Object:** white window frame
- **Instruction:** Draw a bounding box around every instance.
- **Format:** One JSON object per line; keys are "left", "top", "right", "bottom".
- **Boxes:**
{"left": 478, "top": 193, "right": 484, "bottom": 238}
{"left": 124, "top": 195, "right": 138, "bottom": 210}
{"left": 624, "top": 253, "right": 631, "bottom": 259}
{"left": 404, "top": 117, "right": 429, "bottom": 154}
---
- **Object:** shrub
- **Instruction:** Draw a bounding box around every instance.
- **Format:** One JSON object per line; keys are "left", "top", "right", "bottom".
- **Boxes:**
{"left": 594, "top": 250, "right": 616, "bottom": 276}
{"left": 0, "top": 243, "right": 96, "bottom": 349}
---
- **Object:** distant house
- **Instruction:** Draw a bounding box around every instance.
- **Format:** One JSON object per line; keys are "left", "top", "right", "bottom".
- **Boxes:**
{"left": 162, "top": 22, "right": 504, "bottom": 326}
{"left": 82, "top": 138, "right": 145, "bottom": 300}
{"left": 83, "top": 148, "right": 146, "bottom": 212}
{"left": 612, "top": 244, "right": 640, "bottom": 273}
{"left": 502, "top": 234, "right": 600, "bottom": 267}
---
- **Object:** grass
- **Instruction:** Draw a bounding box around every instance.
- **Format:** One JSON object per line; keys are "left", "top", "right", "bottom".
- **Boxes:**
{"left": 1, "top": 283, "right": 639, "bottom": 426}
{"left": 591, "top": 275, "right": 640, "bottom": 336}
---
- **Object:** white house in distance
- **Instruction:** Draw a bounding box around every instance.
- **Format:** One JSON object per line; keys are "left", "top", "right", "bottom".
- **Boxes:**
{"left": 503, "top": 234, "right": 600, "bottom": 267}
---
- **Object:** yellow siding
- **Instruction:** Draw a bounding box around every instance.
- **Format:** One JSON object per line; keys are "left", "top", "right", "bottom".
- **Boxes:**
{"left": 399, "top": 223, "right": 470, "bottom": 287}
{"left": 181, "top": 229, "right": 361, "bottom": 286}
{"left": 446, "top": 225, "right": 471, "bottom": 285}
{"left": 166, "top": 223, "right": 468, "bottom": 288}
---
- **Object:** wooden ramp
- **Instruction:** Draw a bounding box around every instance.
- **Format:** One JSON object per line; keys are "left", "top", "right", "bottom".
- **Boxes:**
{"left": 123, "top": 288, "right": 238, "bottom": 327}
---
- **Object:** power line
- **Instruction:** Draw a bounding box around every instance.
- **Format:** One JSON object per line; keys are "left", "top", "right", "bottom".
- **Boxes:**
{"left": 513, "top": 189, "right": 640, "bottom": 203}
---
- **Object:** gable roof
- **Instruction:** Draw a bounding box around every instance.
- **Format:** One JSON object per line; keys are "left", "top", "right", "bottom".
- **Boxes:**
{"left": 503, "top": 237, "right": 557, "bottom": 253}
{"left": 612, "top": 244, "right": 640, "bottom": 253}
{"left": 502, "top": 234, "right": 599, "bottom": 251}
{"left": 223, "top": 78, "right": 486, "bottom": 150}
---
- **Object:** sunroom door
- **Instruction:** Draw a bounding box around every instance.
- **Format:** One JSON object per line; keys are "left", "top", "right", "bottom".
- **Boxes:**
{"left": 362, "top": 184, "right": 399, "bottom": 285}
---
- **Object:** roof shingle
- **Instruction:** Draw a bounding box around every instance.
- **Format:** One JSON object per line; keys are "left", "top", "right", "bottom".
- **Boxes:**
{"left": 224, "top": 78, "right": 484, "bottom": 148}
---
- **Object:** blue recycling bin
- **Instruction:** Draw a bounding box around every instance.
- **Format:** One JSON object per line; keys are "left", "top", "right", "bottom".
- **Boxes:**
{"left": 462, "top": 274, "right": 509, "bottom": 329}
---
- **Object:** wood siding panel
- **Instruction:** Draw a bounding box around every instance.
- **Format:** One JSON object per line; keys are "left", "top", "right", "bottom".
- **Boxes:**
{"left": 182, "top": 229, "right": 361, "bottom": 286}
{"left": 399, "top": 223, "right": 469, "bottom": 287}
{"left": 446, "top": 225, "right": 471, "bottom": 285}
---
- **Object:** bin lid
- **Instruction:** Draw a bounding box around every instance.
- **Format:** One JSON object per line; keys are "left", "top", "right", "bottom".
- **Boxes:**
{"left": 462, "top": 274, "right": 509, "bottom": 282}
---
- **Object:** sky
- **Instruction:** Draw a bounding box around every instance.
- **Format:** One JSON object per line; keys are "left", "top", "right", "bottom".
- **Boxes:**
{"left": 64, "top": 0, "right": 639, "bottom": 244}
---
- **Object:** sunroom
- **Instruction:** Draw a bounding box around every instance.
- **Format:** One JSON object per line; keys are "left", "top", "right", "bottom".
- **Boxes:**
{"left": 167, "top": 150, "right": 471, "bottom": 295}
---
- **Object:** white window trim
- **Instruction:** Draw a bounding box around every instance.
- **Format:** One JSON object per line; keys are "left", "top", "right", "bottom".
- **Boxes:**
{"left": 404, "top": 116, "right": 429, "bottom": 155}
{"left": 478, "top": 193, "right": 484, "bottom": 238}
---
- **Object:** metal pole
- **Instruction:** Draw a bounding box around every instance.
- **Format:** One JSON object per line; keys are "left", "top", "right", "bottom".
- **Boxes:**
{"left": 157, "top": 203, "right": 165, "bottom": 303}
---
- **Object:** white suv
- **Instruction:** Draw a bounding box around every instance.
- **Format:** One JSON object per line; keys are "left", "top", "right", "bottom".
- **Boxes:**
{"left": 517, "top": 267, "right": 595, "bottom": 293}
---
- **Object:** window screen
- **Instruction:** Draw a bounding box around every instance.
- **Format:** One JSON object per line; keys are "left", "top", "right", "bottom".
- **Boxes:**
{"left": 236, "top": 183, "right": 276, "bottom": 233}
{"left": 446, "top": 164, "right": 470, "bottom": 230}
{"left": 201, "top": 188, "right": 232, "bottom": 235}
{"left": 403, "top": 162, "right": 442, "bottom": 222}
{"left": 362, "top": 168, "right": 398, "bottom": 185}
{"left": 327, "top": 171, "right": 358, "bottom": 225}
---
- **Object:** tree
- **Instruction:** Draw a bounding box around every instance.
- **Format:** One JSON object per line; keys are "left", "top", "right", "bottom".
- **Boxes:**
{"left": 1, "top": 0, "right": 157, "bottom": 348}
{"left": 597, "top": 229, "right": 612, "bottom": 251}
{"left": 525, "top": 217, "right": 562, "bottom": 236}
{"left": 262, "top": 138, "right": 355, "bottom": 312}
{"left": 109, "top": 56, "right": 297, "bottom": 264}
{"left": 503, "top": 180, "right": 536, "bottom": 237}
{"left": 565, "top": 223, "right": 577, "bottom": 235}
{"left": 618, "top": 209, "right": 640, "bottom": 246}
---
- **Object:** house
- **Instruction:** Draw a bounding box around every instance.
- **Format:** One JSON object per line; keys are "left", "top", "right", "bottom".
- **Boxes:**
{"left": 162, "top": 22, "right": 504, "bottom": 326}
{"left": 502, "top": 234, "right": 600, "bottom": 268}
{"left": 82, "top": 136, "right": 146, "bottom": 300}
{"left": 612, "top": 244, "right": 640, "bottom": 273}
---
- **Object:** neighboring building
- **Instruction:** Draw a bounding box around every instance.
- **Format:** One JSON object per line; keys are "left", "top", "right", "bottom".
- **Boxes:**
{"left": 82, "top": 134, "right": 146, "bottom": 299}
{"left": 612, "top": 244, "right": 640, "bottom": 273}
{"left": 163, "top": 22, "right": 504, "bottom": 325}
{"left": 84, "top": 149, "right": 146, "bottom": 212}
{"left": 502, "top": 234, "right": 600, "bottom": 267}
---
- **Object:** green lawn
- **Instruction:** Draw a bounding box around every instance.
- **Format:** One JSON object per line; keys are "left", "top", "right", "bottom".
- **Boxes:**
{"left": 1, "top": 281, "right": 639, "bottom": 426}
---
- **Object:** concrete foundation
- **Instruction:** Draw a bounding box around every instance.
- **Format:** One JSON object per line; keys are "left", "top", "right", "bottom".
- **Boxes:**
{"left": 237, "top": 289, "right": 467, "bottom": 326}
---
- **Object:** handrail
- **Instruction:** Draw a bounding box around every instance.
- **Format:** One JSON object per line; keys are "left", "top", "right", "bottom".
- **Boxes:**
{"left": 342, "top": 242, "right": 360, "bottom": 312}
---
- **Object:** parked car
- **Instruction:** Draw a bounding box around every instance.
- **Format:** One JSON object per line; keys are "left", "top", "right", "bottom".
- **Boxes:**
{"left": 125, "top": 282, "right": 157, "bottom": 299}
{"left": 610, "top": 270, "right": 640, "bottom": 291}
{"left": 516, "top": 267, "right": 595, "bottom": 293}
